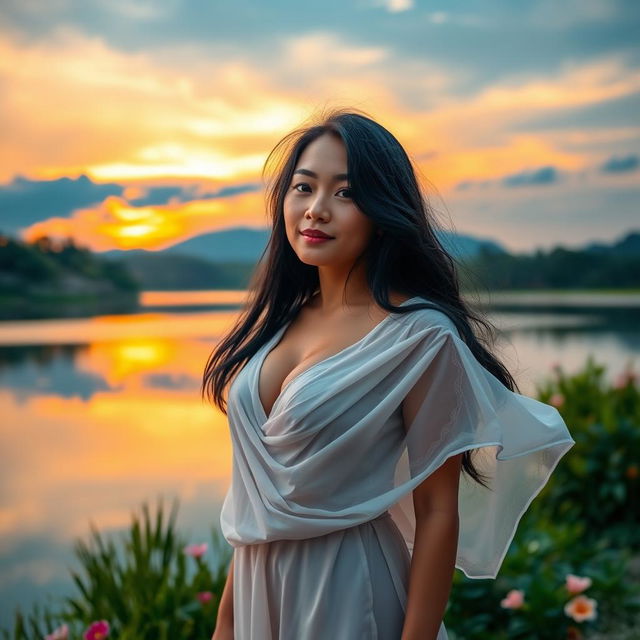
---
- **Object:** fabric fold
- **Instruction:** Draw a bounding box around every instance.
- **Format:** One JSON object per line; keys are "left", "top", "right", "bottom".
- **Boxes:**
{"left": 220, "top": 296, "right": 575, "bottom": 580}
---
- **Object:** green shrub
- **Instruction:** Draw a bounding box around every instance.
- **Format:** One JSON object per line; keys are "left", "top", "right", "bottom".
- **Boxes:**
{"left": 533, "top": 356, "right": 640, "bottom": 550}
{"left": 1, "top": 498, "right": 232, "bottom": 640}
{"left": 445, "top": 510, "right": 640, "bottom": 639}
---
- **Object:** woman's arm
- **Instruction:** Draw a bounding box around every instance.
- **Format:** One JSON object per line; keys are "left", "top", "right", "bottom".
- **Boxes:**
{"left": 401, "top": 453, "right": 462, "bottom": 640}
{"left": 211, "top": 552, "right": 234, "bottom": 639}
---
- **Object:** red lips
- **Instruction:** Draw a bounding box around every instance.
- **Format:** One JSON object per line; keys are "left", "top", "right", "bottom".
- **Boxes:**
{"left": 300, "top": 229, "right": 334, "bottom": 238}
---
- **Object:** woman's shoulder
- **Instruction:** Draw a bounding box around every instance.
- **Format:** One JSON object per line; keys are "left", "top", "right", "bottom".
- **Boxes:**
{"left": 394, "top": 295, "right": 459, "bottom": 336}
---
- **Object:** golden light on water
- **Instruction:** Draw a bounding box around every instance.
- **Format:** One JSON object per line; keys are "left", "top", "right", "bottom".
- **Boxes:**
{"left": 105, "top": 340, "right": 176, "bottom": 383}
{"left": 0, "top": 326, "right": 233, "bottom": 541}
{"left": 140, "top": 290, "right": 248, "bottom": 307}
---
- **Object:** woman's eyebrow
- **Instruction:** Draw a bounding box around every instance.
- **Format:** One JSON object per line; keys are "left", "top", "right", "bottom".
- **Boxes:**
{"left": 293, "top": 168, "right": 349, "bottom": 181}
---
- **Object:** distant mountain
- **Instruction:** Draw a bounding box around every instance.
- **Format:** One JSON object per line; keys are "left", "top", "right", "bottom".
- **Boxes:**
{"left": 117, "top": 252, "right": 254, "bottom": 291}
{"left": 104, "top": 225, "right": 507, "bottom": 264}
{"left": 582, "top": 230, "right": 640, "bottom": 256}
{"left": 165, "top": 226, "right": 270, "bottom": 262}
{"left": 438, "top": 232, "right": 506, "bottom": 260}
{"left": 104, "top": 226, "right": 269, "bottom": 263}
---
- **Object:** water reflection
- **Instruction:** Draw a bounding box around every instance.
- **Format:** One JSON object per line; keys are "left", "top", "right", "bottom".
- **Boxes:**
{"left": 0, "top": 345, "right": 114, "bottom": 401}
{"left": 0, "top": 325, "right": 236, "bottom": 629}
{"left": 140, "top": 289, "right": 248, "bottom": 309}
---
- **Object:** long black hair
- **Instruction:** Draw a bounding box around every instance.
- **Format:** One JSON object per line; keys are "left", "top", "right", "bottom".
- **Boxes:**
{"left": 202, "top": 106, "right": 520, "bottom": 490}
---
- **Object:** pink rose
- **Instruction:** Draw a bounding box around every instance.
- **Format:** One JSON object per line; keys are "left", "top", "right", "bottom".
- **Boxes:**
{"left": 45, "top": 624, "right": 69, "bottom": 640}
{"left": 183, "top": 542, "right": 208, "bottom": 558}
{"left": 83, "top": 620, "right": 110, "bottom": 640}
{"left": 566, "top": 573, "right": 592, "bottom": 594}
{"left": 549, "top": 393, "right": 564, "bottom": 408}
{"left": 197, "top": 591, "right": 214, "bottom": 604}
{"left": 500, "top": 589, "right": 525, "bottom": 609}
{"left": 614, "top": 370, "right": 637, "bottom": 389}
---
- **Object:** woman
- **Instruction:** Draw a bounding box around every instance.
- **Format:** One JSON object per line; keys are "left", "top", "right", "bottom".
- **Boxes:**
{"left": 202, "top": 108, "right": 575, "bottom": 639}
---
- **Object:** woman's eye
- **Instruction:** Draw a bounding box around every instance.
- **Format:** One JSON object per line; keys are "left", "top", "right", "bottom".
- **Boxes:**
{"left": 291, "top": 183, "right": 352, "bottom": 198}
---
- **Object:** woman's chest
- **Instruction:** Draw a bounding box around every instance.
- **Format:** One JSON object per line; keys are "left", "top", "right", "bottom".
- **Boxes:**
{"left": 257, "top": 317, "right": 390, "bottom": 420}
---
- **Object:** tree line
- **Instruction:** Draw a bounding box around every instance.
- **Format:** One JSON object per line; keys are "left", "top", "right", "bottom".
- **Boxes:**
{"left": 460, "top": 244, "right": 640, "bottom": 291}
{"left": 0, "top": 233, "right": 138, "bottom": 294}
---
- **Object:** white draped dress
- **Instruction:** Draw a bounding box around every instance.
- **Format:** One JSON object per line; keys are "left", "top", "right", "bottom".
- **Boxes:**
{"left": 219, "top": 296, "right": 575, "bottom": 639}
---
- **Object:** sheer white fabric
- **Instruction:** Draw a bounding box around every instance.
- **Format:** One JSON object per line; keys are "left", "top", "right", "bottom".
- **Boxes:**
{"left": 220, "top": 296, "right": 575, "bottom": 638}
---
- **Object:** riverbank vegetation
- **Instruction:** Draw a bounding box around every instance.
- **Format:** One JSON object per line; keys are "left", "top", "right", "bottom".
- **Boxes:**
{"left": 0, "top": 234, "right": 139, "bottom": 320}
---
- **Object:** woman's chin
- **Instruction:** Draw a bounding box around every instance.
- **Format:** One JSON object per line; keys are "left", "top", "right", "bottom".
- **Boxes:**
{"left": 297, "top": 255, "right": 331, "bottom": 267}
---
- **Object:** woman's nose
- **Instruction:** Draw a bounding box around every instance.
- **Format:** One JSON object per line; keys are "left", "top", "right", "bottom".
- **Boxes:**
{"left": 305, "top": 192, "right": 330, "bottom": 218}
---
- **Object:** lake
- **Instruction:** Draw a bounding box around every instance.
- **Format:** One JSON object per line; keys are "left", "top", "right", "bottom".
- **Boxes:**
{"left": 1, "top": 289, "right": 639, "bottom": 630}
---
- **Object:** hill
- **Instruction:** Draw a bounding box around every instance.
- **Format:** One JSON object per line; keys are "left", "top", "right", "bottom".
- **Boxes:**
{"left": 119, "top": 252, "right": 255, "bottom": 291}
{"left": 0, "top": 233, "right": 139, "bottom": 319}
{"left": 583, "top": 231, "right": 640, "bottom": 256}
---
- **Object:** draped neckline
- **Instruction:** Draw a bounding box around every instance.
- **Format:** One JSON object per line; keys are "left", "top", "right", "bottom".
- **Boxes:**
{"left": 254, "top": 296, "right": 422, "bottom": 422}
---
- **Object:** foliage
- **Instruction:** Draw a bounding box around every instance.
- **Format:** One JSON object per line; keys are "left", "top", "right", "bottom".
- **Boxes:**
{"left": 445, "top": 511, "right": 640, "bottom": 639}
{"left": 0, "top": 235, "right": 59, "bottom": 282}
{"left": 444, "top": 356, "right": 640, "bottom": 639}
{"left": 0, "top": 498, "right": 232, "bottom": 640}
{"left": 464, "top": 244, "right": 640, "bottom": 290}
{"left": 0, "top": 233, "right": 139, "bottom": 294}
{"left": 533, "top": 356, "right": 640, "bottom": 550}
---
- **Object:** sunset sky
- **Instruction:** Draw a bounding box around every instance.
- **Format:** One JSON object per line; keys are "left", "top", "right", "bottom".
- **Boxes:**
{"left": 1, "top": 0, "right": 638, "bottom": 252}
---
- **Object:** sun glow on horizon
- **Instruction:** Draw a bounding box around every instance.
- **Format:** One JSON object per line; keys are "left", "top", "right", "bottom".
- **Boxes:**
{"left": 21, "top": 189, "right": 267, "bottom": 251}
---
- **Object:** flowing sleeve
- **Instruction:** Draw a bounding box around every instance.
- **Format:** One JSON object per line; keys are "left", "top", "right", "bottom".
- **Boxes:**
{"left": 388, "top": 310, "right": 575, "bottom": 579}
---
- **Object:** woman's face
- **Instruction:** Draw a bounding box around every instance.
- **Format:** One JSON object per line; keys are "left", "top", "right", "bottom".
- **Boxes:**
{"left": 283, "top": 133, "right": 375, "bottom": 269}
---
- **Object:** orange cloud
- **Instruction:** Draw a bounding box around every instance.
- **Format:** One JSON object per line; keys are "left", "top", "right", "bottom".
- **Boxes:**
{"left": 3, "top": 24, "right": 637, "bottom": 190}
{"left": 0, "top": 26, "right": 306, "bottom": 184}
{"left": 21, "top": 189, "right": 267, "bottom": 251}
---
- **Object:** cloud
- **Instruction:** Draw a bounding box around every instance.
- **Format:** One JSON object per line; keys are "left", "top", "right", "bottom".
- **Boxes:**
{"left": 453, "top": 166, "right": 561, "bottom": 190}
{"left": 0, "top": 174, "right": 121, "bottom": 235}
{"left": 105, "top": 0, "right": 176, "bottom": 21}
{"left": 370, "top": 0, "right": 415, "bottom": 13}
{"left": 0, "top": 25, "right": 306, "bottom": 183}
{"left": 510, "top": 92, "right": 640, "bottom": 136}
{"left": 1, "top": 19, "right": 638, "bottom": 189}
{"left": 502, "top": 166, "right": 559, "bottom": 187}
{"left": 0, "top": 173, "right": 262, "bottom": 238}
{"left": 20, "top": 187, "right": 266, "bottom": 251}
{"left": 454, "top": 179, "right": 492, "bottom": 191}
{"left": 600, "top": 153, "right": 639, "bottom": 173}
{"left": 525, "top": 0, "right": 618, "bottom": 30}
{"left": 283, "top": 31, "right": 387, "bottom": 68}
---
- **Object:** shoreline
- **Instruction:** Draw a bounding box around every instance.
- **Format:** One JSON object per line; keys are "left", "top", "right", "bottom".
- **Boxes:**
{"left": 1, "top": 288, "right": 640, "bottom": 322}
